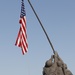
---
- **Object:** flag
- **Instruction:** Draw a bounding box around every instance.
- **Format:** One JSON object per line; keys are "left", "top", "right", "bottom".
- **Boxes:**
{"left": 15, "top": 0, "right": 28, "bottom": 55}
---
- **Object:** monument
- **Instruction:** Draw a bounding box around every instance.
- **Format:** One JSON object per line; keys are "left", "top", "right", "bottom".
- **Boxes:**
{"left": 27, "top": 1, "right": 73, "bottom": 75}
{"left": 43, "top": 51, "right": 73, "bottom": 75}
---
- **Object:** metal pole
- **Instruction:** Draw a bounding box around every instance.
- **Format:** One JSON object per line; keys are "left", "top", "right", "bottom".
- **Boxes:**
{"left": 28, "top": 0, "right": 55, "bottom": 54}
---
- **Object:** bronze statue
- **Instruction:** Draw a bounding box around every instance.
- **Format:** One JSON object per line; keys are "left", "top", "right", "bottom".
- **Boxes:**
{"left": 43, "top": 51, "right": 73, "bottom": 75}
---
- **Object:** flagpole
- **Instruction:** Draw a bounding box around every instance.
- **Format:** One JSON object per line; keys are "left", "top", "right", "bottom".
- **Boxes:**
{"left": 27, "top": 0, "right": 55, "bottom": 54}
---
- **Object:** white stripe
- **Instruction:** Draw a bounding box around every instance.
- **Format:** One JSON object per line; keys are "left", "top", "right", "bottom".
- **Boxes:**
{"left": 21, "top": 26, "right": 28, "bottom": 45}
{"left": 20, "top": 18, "right": 28, "bottom": 45}
{"left": 21, "top": 35, "right": 28, "bottom": 51}
{"left": 16, "top": 31, "right": 22, "bottom": 46}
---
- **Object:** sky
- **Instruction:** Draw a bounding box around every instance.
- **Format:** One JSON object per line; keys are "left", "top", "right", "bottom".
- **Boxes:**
{"left": 0, "top": 0, "right": 75, "bottom": 75}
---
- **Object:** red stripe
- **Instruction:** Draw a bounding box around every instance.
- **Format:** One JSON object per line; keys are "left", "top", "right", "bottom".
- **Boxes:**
{"left": 21, "top": 39, "right": 27, "bottom": 53}
{"left": 20, "top": 18, "right": 28, "bottom": 47}
{"left": 21, "top": 18, "right": 26, "bottom": 32}
{"left": 23, "top": 17, "right": 26, "bottom": 26}
{"left": 15, "top": 17, "right": 28, "bottom": 55}
{"left": 15, "top": 27, "right": 22, "bottom": 47}
{"left": 21, "top": 25, "right": 28, "bottom": 50}
{"left": 21, "top": 36, "right": 28, "bottom": 54}
{"left": 20, "top": 18, "right": 26, "bottom": 35}
{"left": 21, "top": 31, "right": 28, "bottom": 48}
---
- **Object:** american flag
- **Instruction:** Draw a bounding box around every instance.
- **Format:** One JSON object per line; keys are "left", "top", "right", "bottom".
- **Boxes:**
{"left": 15, "top": 0, "right": 28, "bottom": 55}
